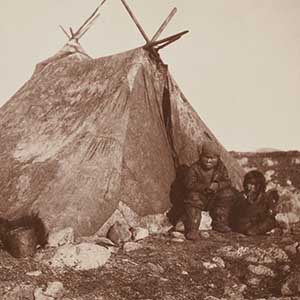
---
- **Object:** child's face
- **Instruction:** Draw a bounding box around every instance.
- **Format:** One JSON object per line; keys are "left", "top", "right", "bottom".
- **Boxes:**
{"left": 200, "top": 155, "right": 218, "bottom": 170}
{"left": 246, "top": 180, "right": 256, "bottom": 193}
{"left": 244, "top": 177, "right": 262, "bottom": 203}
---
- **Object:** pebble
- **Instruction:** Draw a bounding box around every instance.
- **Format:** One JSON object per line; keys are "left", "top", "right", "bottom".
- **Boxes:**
{"left": 26, "top": 270, "right": 42, "bottom": 277}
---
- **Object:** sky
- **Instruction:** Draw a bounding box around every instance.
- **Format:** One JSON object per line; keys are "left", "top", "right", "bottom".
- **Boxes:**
{"left": 0, "top": 0, "right": 299, "bottom": 152}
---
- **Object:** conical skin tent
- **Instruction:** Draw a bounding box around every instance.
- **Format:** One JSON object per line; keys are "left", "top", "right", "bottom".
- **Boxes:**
{"left": 0, "top": 41, "right": 244, "bottom": 236}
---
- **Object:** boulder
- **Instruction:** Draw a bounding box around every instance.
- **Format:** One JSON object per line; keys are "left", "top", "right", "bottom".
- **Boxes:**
{"left": 48, "top": 243, "right": 111, "bottom": 271}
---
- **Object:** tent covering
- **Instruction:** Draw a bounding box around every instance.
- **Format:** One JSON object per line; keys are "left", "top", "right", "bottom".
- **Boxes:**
{"left": 0, "top": 41, "right": 244, "bottom": 236}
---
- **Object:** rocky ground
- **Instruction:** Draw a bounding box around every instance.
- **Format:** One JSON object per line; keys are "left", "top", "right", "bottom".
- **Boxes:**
{"left": 1, "top": 227, "right": 300, "bottom": 300}
{"left": 1, "top": 151, "right": 300, "bottom": 300}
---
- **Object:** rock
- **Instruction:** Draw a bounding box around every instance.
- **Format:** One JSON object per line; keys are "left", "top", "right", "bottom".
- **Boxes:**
{"left": 212, "top": 257, "right": 225, "bottom": 268}
{"left": 218, "top": 245, "right": 250, "bottom": 259}
{"left": 173, "top": 219, "right": 213, "bottom": 233}
{"left": 199, "top": 211, "right": 212, "bottom": 230}
{"left": 160, "top": 277, "right": 168, "bottom": 282}
{"left": 77, "top": 235, "right": 117, "bottom": 248}
{"left": 202, "top": 257, "right": 225, "bottom": 270}
{"left": 284, "top": 242, "right": 299, "bottom": 255}
{"left": 237, "top": 157, "right": 248, "bottom": 167}
{"left": 123, "top": 242, "right": 143, "bottom": 252}
{"left": 171, "top": 238, "right": 185, "bottom": 243}
{"left": 248, "top": 264, "right": 275, "bottom": 277}
{"left": 3, "top": 285, "right": 35, "bottom": 300}
{"left": 200, "top": 231, "right": 210, "bottom": 239}
{"left": 48, "top": 243, "right": 111, "bottom": 271}
{"left": 281, "top": 265, "right": 291, "bottom": 273}
{"left": 26, "top": 270, "right": 42, "bottom": 276}
{"left": 170, "top": 231, "right": 185, "bottom": 239}
{"left": 247, "top": 277, "right": 261, "bottom": 287}
{"left": 131, "top": 227, "right": 149, "bottom": 241}
{"left": 96, "top": 201, "right": 140, "bottom": 236}
{"left": 265, "top": 170, "right": 275, "bottom": 181}
{"left": 203, "top": 262, "right": 218, "bottom": 269}
{"left": 147, "top": 262, "right": 164, "bottom": 274}
{"left": 182, "top": 271, "right": 188, "bottom": 275}
{"left": 34, "top": 281, "right": 64, "bottom": 300}
{"left": 75, "top": 235, "right": 98, "bottom": 244}
{"left": 218, "top": 246, "right": 289, "bottom": 264}
{"left": 281, "top": 272, "right": 300, "bottom": 296}
{"left": 107, "top": 221, "right": 132, "bottom": 245}
{"left": 95, "top": 237, "right": 119, "bottom": 254}
{"left": 48, "top": 227, "right": 74, "bottom": 248}
{"left": 263, "top": 158, "right": 277, "bottom": 167}
{"left": 281, "top": 282, "right": 294, "bottom": 297}
{"left": 96, "top": 237, "right": 117, "bottom": 247}
{"left": 276, "top": 212, "right": 299, "bottom": 227}
{"left": 140, "top": 213, "right": 172, "bottom": 234}
{"left": 224, "top": 284, "right": 247, "bottom": 299}
{"left": 174, "top": 220, "right": 185, "bottom": 232}
{"left": 204, "top": 296, "right": 221, "bottom": 300}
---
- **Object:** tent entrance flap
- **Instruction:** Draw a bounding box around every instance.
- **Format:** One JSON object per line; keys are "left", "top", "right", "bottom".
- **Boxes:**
{"left": 162, "top": 81, "right": 179, "bottom": 167}
{"left": 162, "top": 85, "right": 171, "bottom": 131}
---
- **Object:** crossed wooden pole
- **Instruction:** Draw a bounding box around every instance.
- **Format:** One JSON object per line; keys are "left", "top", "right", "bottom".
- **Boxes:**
{"left": 59, "top": 0, "right": 188, "bottom": 51}
{"left": 59, "top": 0, "right": 107, "bottom": 42}
{"left": 120, "top": 0, "right": 189, "bottom": 51}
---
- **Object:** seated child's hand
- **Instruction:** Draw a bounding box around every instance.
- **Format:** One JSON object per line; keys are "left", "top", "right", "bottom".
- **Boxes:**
{"left": 266, "top": 227, "right": 282, "bottom": 236}
{"left": 208, "top": 182, "right": 219, "bottom": 193}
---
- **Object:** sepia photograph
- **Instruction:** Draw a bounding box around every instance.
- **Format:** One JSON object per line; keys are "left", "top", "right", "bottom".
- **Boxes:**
{"left": 0, "top": 1, "right": 300, "bottom": 299}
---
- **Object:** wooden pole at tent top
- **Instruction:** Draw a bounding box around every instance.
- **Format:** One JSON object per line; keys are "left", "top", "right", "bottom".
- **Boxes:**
{"left": 119, "top": 1, "right": 188, "bottom": 51}
{"left": 69, "top": 27, "right": 75, "bottom": 38}
{"left": 156, "top": 36, "right": 181, "bottom": 51}
{"left": 59, "top": 0, "right": 106, "bottom": 41}
{"left": 77, "top": 13, "right": 100, "bottom": 40}
{"left": 120, "top": 0, "right": 150, "bottom": 43}
{"left": 151, "top": 8, "right": 177, "bottom": 42}
{"left": 59, "top": 25, "right": 71, "bottom": 39}
{"left": 146, "top": 30, "right": 189, "bottom": 48}
{"left": 73, "top": 0, "right": 106, "bottom": 38}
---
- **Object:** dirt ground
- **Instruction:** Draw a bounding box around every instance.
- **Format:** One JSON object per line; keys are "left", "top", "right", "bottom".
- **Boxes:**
{"left": 1, "top": 229, "right": 300, "bottom": 300}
